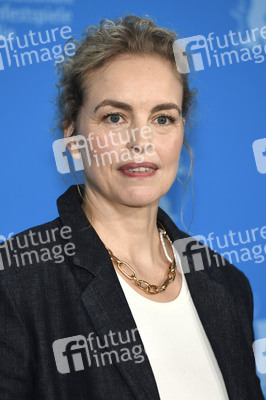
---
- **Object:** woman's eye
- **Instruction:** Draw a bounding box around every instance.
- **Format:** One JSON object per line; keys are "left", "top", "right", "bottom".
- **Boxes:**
{"left": 103, "top": 113, "right": 124, "bottom": 124}
{"left": 155, "top": 115, "right": 175, "bottom": 125}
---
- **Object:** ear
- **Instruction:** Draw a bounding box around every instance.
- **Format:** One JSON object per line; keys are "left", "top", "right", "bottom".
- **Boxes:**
{"left": 182, "top": 117, "right": 186, "bottom": 125}
{"left": 63, "top": 121, "right": 81, "bottom": 160}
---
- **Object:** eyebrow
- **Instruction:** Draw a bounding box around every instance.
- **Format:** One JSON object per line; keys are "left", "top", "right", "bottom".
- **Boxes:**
{"left": 93, "top": 99, "right": 181, "bottom": 115}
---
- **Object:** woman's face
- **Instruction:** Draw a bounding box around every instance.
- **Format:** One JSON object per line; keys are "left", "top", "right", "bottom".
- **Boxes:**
{"left": 67, "top": 54, "right": 185, "bottom": 209}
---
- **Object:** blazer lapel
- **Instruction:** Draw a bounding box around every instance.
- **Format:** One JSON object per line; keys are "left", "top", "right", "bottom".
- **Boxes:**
{"left": 77, "top": 255, "right": 161, "bottom": 400}
{"left": 185, "top": 271, "right": 247, "bottom": 400}
{"left": 157, "top": 206, "right": 250, "bottom": 399}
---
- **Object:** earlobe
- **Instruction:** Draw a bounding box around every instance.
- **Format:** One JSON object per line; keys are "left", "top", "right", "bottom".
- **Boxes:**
{"left": 63, "top": 120, "right": 75, "bottom": 139}
{"left": 69, "top": 143, "right": 82, "bottom": 159}
{"left": 62, "top": 121, "right": 81, "bottom": 160}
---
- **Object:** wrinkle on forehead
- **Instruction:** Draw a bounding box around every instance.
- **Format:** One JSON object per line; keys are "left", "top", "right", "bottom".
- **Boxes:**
{"left": 80, "top": 54, "right": 183, "bottom": 113}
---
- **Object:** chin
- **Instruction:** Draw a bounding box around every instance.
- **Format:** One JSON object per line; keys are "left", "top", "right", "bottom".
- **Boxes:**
{"left": 121, "top": 191, "right": 162, "bottom": 208}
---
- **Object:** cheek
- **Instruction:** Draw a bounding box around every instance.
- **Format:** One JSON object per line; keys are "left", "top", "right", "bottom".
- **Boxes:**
{"left": 158, "top": 133, "right": 183, "bottom": 164}
{"left": 84, "top": 124, "right": 117, "bottom": 156}
{"left": 94, "top": 134, "right": 109, "bottom": 152}
{"left": 82, "top": 125, "right": 126, "bottom": 173}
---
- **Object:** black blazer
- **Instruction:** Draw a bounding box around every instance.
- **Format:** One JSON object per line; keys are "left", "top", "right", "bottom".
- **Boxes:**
{"left": 0, "top": 185, "right": 264, "bottom": 400}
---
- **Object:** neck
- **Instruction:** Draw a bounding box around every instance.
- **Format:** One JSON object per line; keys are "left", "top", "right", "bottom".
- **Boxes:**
{"left": 81, "top": 189, "right": 169, "bottom": 274}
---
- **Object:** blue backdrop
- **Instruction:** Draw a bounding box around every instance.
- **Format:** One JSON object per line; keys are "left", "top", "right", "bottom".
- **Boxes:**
{"left": 0, "top": 0, "right": 266, "bottom": 395}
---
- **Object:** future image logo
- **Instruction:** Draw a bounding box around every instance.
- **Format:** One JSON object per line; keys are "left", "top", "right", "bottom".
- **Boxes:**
{"left": 253, "top": 338, "right": 266, "bottom": 374}
{"left": 173, "top": 25, "right": 266, "bottom": 72}
{"left": 53, "top": 135, "right": 91, "bottom": 174}
{"left": 252, "top": 138, "right": 266, "bottom": 174}
{"left": 52, "top": 127, "right": 155, "bottom": 174}
{"left": 52, "top": 328, "right": 145, "bottom": 374}
{"left": 53, "top": 335, "right": 91, "bottom": 374}
{"left": 0, "top": 34, "right": 11, "bottom": 70}
{"left": 173, "top": 235, "right": 226, "bottom": 274}
{"left": 173, "top": 35, "right": 211, "bottom": 73}
{"left": 0, "top": 26, "right": 76, "bottom": 71}
{"left": 0, "top": 226, "right": 75, "bottom": 270}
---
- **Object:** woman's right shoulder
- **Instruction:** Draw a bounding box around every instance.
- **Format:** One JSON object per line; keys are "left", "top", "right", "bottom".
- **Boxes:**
{"left": 0, "top": 216, "right": 76, "bottom": 282}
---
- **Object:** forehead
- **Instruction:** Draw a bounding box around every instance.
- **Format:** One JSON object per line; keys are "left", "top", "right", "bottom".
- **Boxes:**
{"left": 83, "top": 54, "right": 183, "bottom": 108}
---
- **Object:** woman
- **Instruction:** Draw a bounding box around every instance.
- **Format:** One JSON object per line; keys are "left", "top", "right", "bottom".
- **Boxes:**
{"left": 0, "top": 15, "right": 263, "bottom": 400}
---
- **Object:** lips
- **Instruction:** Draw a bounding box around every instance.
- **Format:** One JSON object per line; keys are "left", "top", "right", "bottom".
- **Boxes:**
{"left": 118, "top": 162, "right": 158, "bottom": 171}
{"left": 118, "top": 162, "right": 158, "bottom": 178}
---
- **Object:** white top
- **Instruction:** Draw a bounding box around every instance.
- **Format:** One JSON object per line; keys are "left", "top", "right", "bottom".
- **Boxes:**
{"left": 115, "top": 248, "right": 229, "bottom": 400}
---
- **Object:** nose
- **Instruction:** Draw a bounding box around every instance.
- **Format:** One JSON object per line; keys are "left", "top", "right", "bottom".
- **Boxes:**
{"left": 125, "top": 123, "right": 153, "bottom": 153}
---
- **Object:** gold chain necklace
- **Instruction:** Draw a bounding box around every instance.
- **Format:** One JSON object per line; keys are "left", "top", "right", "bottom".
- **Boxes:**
{"left": 105, "top": 221, "right": 177, "bottom": 295}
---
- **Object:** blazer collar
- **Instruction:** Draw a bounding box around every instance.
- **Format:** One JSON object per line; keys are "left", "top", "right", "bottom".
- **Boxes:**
{"left": 57, "top": 184, "right": 248, "bottom": 400}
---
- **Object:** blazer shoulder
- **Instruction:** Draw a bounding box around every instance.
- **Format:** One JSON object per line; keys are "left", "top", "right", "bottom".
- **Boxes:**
{"left": 0, "top": 216, "right": 71, "bottom": 278}
{"left": 176, "top": 229, "right": 255, "bottom": 341}
{"left": 176, "top": 227, "right": 252, "bottom": 284}
{"left": 172, "top": 227, "right": 253, "bottom": 311}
